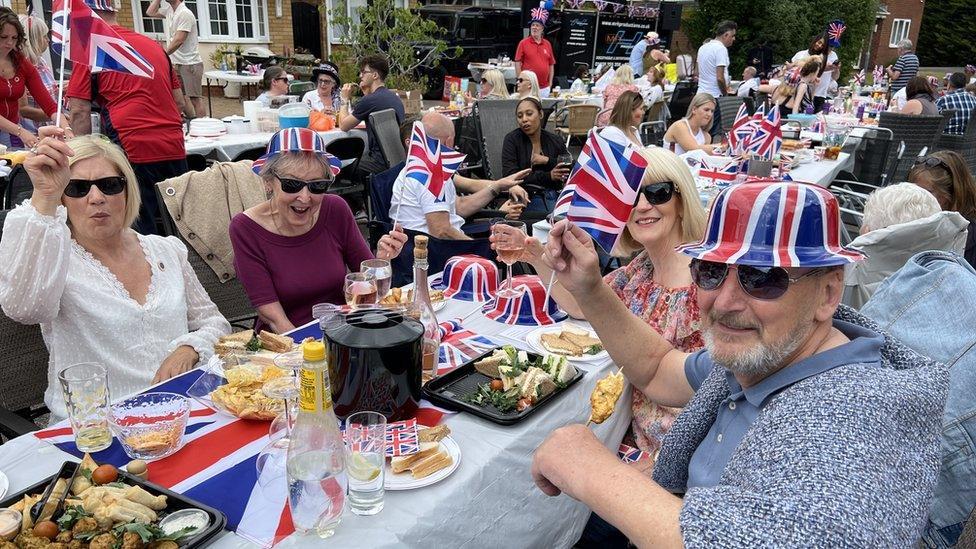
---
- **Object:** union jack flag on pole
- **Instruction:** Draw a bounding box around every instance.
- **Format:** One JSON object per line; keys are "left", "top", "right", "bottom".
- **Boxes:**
{"left": 827, "top": 20, "right": 846, "bottom": 47}
{"left": 565, "top": 131, "right": 648, "bottom": 253}
{"left": 404, "top": 121, "right": 466, "bottom": 201}
{"left": 727, "top": 102, "right": 754, "bottom": 155}
{"left": 746, "top": 106, "right": 782, "bottom": 160}
{"left": 52, "top": 0, "right": 155, "bottom": 78}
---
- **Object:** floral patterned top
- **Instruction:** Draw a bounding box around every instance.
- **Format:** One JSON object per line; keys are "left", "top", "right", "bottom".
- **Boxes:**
{"left": 599, "top": 83, "right": 639, "bottom": 126}
{"left": 604, "top": 250, "right": 704, "bottom": 461}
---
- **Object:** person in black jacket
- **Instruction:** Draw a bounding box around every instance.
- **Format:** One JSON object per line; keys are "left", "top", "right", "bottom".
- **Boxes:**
{"left": 502, "top": 97, "right": 571, "bottom": 214}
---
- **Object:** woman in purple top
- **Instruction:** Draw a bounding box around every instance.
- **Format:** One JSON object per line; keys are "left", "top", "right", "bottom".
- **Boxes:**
{"left": 230, "top": 128, "right": 406, "bottom": 333}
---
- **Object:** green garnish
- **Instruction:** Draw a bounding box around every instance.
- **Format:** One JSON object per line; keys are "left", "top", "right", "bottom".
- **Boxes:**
{"left": 462, "top": 383, "right": 520, "bottom": 413}
{"left": 585, "top": 344, "right": 604, "bottom": 355}
{"left": 245, "top": 335, "right": 262, "bottom": 352}
{"left": 56, "top": 505, "right": 90, "bottom": 530}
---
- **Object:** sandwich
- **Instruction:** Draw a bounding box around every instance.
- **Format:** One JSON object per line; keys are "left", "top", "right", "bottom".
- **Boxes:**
{"left": 539, "top": 333, "right": 581, "bottom": 356}
{"left": 390, "top": 442, "right": 440, "bottom": 474}
{"left": 408, "top": 450, "right": 453, "bottom": 479}
{"left": 258, "top": 331, "right": 294, "bottom": 353}
{"left": 541, "top": 355, "right": 577, "bottom": 384}
{"left": 418, "top": 424, "right": 451, "bottom": 443}
{"left": 560, "top": 326, "right": 602, "bottom": 352}
{"left": 214, "top": 330, "right": 255, "bottom": 357}
{"left": 519, "top": 367, "right": 557, "bottom": 400}
{"left": 539, "top": 327, "right": 604, "bottom": 357}
{"left": 473, "top": 352, "right": 506, "bottom": 378}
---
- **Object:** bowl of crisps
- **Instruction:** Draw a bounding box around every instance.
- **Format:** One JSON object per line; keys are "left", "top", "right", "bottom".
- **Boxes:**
{"left": 109, "top": 392, "right": 190, "bottom": 460}
{"left": 187, "top": 358, "right": 288, "bottom": 420}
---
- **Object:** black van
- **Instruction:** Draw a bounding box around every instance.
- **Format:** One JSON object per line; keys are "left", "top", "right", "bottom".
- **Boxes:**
{"left": 416, "top": 5, "right": 523, "bottom": 98}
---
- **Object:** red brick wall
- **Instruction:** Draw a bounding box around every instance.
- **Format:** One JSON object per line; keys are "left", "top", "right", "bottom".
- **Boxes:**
{"left": 870, "top": 0, "right": 925, "bottom": 66}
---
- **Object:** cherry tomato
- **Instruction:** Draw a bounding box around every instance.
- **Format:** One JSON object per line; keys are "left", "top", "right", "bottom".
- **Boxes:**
{"left": 490, "top": 380, "right": 504, "bottom": 391}
{"left": 33, "top": 521, "right": 58, "bottom": 540}
{"left": 91, "top": 464, "right": 119, "bottom": 485}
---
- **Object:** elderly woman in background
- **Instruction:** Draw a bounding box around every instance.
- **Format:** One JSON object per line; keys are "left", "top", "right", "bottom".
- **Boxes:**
{"left": 908, "top": 151, "right": 976, "bottom": 266}
{"left": 501, "top": 97, "right": 570, "bottom": 214}
{"left": 0, "top": 127, "right": 230, "bottom": 422}
{"left": 900, "top": 76, "right": 939, "bottom": 115}
{"left": 0, "top": 8, "right": 66, "bottom": 149}
{"left": 255, "top": 66, "right": 290, "bottom": 107}
{"left": 18, "top": 15, "right": 58, "bottom": 134}
{"left": 230, "top": 128, "right": 407, "bottom": 334}
{"left": 663, "top": 92, "right": 716, "bottom": 155}
{"left": 600, "top": 91, "right": 644, "bottom": 147}
{"left": 302, "top": 62, "right": 341, "bottom": 115}
{"left": 598, "top": 65, "right": 638, "bottom": 126}
{"left": 513, "top": 70, "right": 541, "bottom": 99}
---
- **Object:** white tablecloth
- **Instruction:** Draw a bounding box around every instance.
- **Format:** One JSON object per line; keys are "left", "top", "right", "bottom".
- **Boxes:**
{"left": 185, "top": 129, "right": 368, "bottom": 162}
{"left": 204, "top": 70, "right": 264, "bottom": 85}
{"left": 0, "top": 298, "right": 631, "bottom": 548}
{"left": 467, "top": 63, "right": 517, "bottom": 86}
{"left": 789, "top": 152, "right": 853, "bottom": 187}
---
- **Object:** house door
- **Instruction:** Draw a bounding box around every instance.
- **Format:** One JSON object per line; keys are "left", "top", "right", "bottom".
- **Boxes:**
{"left": 291, "top": 2, "right": 322, "bottom": 59}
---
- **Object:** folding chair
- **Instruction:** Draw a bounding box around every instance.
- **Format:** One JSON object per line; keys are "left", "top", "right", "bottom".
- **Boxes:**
{"left": 368, "top": 109, "right": 406, "bottom": 169}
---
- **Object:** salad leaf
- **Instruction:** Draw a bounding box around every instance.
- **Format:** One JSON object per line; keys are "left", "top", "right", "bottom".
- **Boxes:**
{"left": 245, "top": 335, "right": 262, "bottom": 352}
{"left": 462, "top": 383, "right": 520, "bottom": 413}
{"left": 585, "top": 344, "right": 604, "bottom": 355}
{"left": 56, "top": 505, "right": 90, "bottom": 530}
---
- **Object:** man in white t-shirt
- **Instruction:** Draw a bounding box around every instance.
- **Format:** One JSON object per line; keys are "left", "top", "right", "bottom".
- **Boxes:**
{"left": 391, "top": 112, "right": 530, "bottom": 240}
{"left": 791, "top": 35, "right": 839, "bottom": 113}
{"left": 696, "top": 20, "right": 737, "bottom": 136}
{"left": 148, "top": 0, "right": 204, "bottom": 118}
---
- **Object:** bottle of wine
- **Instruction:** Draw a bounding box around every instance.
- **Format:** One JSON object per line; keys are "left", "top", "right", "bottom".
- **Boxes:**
{"left": 408, "top": 236, "right": 441, "bottom": 378}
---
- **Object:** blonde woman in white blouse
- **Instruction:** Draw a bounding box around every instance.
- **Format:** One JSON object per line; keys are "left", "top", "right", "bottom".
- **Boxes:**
{"left": 0, "top": 127, "right": 230, "bottom": 422}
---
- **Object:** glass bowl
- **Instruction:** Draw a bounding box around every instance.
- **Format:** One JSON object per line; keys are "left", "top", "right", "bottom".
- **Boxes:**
{"left": 110, "top": 392, "right": 190, "bottom": 460}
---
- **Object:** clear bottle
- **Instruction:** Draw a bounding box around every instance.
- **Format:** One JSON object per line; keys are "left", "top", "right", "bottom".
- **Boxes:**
{"left": 286, "top": 341, "right": 346, "bottom": 538}
{"left": 408, "top": 236, "right": 441, "bottom": 378}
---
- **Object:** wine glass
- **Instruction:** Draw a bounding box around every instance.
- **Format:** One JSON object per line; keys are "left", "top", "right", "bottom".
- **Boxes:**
{"left": 360, "top": 259, "right": 392, "bottom": 301}
{"left": 344, "top": 272, "right": 378, "bottom": 309}
{"left": 556, "top": 153, "right": 574, "bottom": 178}
{"left": 491, "top": 219, "right": 527, "bottom": 298}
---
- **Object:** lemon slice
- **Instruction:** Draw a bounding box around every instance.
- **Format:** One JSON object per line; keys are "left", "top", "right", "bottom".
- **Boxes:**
{"left": 347, "top": 451, "right": 381, "bottom": 482}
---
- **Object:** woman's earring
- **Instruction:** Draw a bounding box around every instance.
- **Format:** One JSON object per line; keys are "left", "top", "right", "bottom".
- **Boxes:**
{"left": 265, "top": 187, "right": 273, "bottom": 200}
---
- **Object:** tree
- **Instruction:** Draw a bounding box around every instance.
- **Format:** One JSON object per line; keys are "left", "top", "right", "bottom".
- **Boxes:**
{"left": 916, "top": 0, "right": 976, "bottom": 67}
{"left": 328, "top": 0, "right": 460, "bottom": 90}
{"left": 684, "top": 0, "right": 879, "bottom": 81}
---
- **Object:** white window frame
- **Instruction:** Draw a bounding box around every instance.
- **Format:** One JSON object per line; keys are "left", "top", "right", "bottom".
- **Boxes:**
{"left": 131, "top": 0, "right": 270, "bottom": 43}
{"left": 326, "top": 0, "right": 408, "bottom": 44}
{"left": 889, "top": 18, "right": 910, "bottom": 48}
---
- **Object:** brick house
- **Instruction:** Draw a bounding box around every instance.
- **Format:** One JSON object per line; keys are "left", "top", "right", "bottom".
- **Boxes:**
{"left": 863, "top": 0, "right": 924, "bottom": 68}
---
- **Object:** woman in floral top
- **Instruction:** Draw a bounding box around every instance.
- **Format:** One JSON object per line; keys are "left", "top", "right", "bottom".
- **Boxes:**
{"left": 523, "top": 146, "right": 707, "bottom": 465}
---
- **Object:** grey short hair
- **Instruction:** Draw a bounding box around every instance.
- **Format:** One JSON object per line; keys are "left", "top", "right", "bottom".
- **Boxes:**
{"left": 897, "top": 39, "right": 913, "bottom": 51}
{"left": 861, "top": 182, "right": 940, "bottom": 233}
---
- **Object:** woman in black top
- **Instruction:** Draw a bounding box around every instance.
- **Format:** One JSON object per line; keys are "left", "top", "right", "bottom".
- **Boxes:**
{"left": 502, "top": 97, "right": 570, "bottom": 214}
{"left": 909, "top": 151, "right": 976, "bottom": 266}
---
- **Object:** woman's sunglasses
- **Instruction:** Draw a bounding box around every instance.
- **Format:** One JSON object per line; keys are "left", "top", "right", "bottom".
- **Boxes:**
{"left": 274, "top": 171, "right": 332, "bottom": 194}
{"left": 690, "top": 258, "right": 826, "bottom": 300}
{"left": 480, "top": 78, "right": 489, "bottom": 84}
{"left": 913, "top": 156, "right": 950, "bottom": 171}
{"left": 317, "top": 79, "right": 335, "bottom": 87}
{"left": 516, "top": 78, "right": 525, "bottom": 83}
{"left": 637, "top": 181, "right": 677, "bottom": 205}
{"left": 64, "top": 176, "right": 126, "bottom": 198}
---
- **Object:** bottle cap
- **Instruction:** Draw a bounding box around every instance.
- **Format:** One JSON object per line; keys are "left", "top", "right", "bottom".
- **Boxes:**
{"left": 303, "top": 340, "right": 326, "bottom": 361}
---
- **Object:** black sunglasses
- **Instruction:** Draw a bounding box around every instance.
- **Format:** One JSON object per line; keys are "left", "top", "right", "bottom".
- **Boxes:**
{"left": 690, "top": 258, "right": 826, "bottom": 300}
{"left": 273, "top": 171, "right": 332, "bottom": 194}
{"left": 480, "top": 78, "right": 488, "bottom": 84}
{"left": 516, "top": 78, "right": 525, "bottom": 83}
{"left": 913, "top": 156, "right": 950, "bottom": 171}
{"left": 637, "top": 181, "right": 677, "bottom": 206}
{"left": 64, "top": 176, "right": 126, "bottom": 198}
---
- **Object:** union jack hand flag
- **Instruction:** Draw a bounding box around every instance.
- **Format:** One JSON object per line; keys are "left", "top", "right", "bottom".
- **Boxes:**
{"left": 827, "top": 20, "right": 846, "bottom": 47}
{"left": 405, "top": 121, "right": 466, "bottom": 201}
{"left": 52, "top": 0, "right": 154, "bottom": 78}
{"left": 565, "top": 131, "right": 647, "bottom": 253}
{"left": 746, "top": 106, "right": 782, "bottom": 160}
{"left": 437, "top": 319, "right": 498, "bottom": 374}
{"left": 700, "top": 159, "right": 739, "bottom": 185}
{"left": 727, "top": 102, "right": 755, "bottom": 154}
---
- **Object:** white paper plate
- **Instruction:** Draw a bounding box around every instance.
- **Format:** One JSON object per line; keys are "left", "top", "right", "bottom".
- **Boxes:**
{"left": 525, "top": 326, "right": 609, "bottom": 363}
{"left": 0, "top": 470, "right": 9, "bottom": 501}
{"left": 384, "top": 436, "right": 460, "bottom": 490}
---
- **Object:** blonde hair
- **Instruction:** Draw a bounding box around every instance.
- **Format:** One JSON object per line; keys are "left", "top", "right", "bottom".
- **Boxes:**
{"left": 615, "top": 146, "right": 707, "bottom": 255}
{"left": 66, "top": 135, "right": 141, "bottom": 229}
{"left": 481, "top": 69, "right": 508, "bottom": 99}
{"left": 685, "top": 93, "right": 716, "bottom": 119}
{"left": 612, "top": 64, "right": 635, "bottom": 86}
{"left": 18, "top": 15, "right": 48, "bottom": 64}
{"left": 518, "top": 70, "right": 540, "bottom": 99}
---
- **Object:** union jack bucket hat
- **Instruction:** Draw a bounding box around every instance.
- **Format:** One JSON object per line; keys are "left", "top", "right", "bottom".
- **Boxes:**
{"left": 482, "top": 275, "right": 567, "bottom": 326}
{"left": 676, "top": 181, "right": 866, "bottom": 268}
{"left": 252, "top": 128, "right": 342, "bottom": 176}
{"left": 434, "top": 255, "right": 498, "bottom": 302}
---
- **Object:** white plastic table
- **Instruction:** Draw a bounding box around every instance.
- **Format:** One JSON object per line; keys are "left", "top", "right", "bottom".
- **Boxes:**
{"left": 0, "top": 299, "right": 631, "bottom": 548}
{"left": 204, "top": 70, "right": 264, "bottom": 117}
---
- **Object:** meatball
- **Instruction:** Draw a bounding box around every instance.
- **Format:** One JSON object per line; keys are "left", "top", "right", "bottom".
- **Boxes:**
{"left": 120, "top": 532, "right": 144, "bottom": 549}
{"left": 0, "top": 541, "right": 18, "bottom": 549}
{"left": 70, "top": 519, "right": 97, "bottom": 538}
{"left": 146, "top": 541, "right": 178, "bottom": 549}
{"left": 54, "top": 531, "right": 72, "bottom": 544}
{"left": 87, "top": 533, "right": 116, "bottom": 549}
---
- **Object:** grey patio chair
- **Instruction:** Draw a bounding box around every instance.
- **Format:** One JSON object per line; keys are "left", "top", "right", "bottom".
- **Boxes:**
{"left": 474, "top": 99, "right": 519, "bottom": 180}
{"left": 935, "top": 110, "right": 976, "bottom": 172}
{"left": 878, "top": 111, "right": 947, "bottom": 182}
{"left": 716, "top": 95, "right": 745, "bottom": 134}
{"left": 368, "top": 108, "right": 406, "bottom": 169}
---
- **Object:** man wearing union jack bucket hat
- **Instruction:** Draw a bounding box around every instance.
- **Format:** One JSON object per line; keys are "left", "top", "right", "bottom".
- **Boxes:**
{"left": 529, "top": 181, "right": 947, "bottom": 546}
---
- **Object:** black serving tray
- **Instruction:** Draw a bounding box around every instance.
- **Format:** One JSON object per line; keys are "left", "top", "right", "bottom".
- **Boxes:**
{"left": 423, "top": 348, "right": 585, "bottom": 425}
{"left": 1, "top": 461, "right": 227, "bottom": 548}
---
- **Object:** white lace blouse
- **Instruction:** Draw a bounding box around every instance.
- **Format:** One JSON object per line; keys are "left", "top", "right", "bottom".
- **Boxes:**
{"left": 0, "top": 201, "right": 231, "bottom": 421}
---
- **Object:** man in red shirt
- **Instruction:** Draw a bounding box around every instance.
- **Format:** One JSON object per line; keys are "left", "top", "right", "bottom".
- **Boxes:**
{"left": 515, "top": 10, "right": 556, "bottom": 97}
{"left": 67, "top": 0, "right": 187, "bottom": 235}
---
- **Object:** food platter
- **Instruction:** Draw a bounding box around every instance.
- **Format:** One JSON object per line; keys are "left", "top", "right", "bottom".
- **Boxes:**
{"left": 525, "top": 326, "right": 609, "bottom": 363}
{"left": 385, "top": 436, "right": 461, "bottom": 491}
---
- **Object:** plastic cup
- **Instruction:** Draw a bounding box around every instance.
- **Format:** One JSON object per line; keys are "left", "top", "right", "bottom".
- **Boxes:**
{"left": 58, "top": 363, "right": 112, "bottom": 453}
{"left": 345, "top": 411, "right": 387, "bottom": 515}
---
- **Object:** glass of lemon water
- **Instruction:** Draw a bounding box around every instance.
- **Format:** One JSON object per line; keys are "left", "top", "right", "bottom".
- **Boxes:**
{"left": 345, "top": 411, "right": 387, "bottom": 515}
{"left": 58, "top": 363, "right": 112, "bottom": 452}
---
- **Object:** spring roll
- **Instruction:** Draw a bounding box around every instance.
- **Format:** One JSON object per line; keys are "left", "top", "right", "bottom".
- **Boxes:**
{"left": 123, "top": 486, "right": 167, "bottom": 511}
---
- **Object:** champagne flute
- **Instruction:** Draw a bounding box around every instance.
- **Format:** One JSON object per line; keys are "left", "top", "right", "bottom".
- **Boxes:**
{"left": 344, "top": 272, "right": 378, "bottom": 309}
{"left": 491, "top": 219, "right": 527, "bottom": 298}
